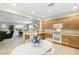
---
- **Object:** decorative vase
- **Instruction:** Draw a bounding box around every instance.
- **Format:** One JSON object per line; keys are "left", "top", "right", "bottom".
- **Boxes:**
{"left": 31, "top": 34, "right": 41, "bottom": 47}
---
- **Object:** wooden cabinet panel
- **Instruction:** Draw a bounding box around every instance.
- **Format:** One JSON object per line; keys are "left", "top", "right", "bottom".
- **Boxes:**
{"left": 57, "top": 19, "right": 63, "bottom": 23}
{"left": 75, "top": 37, "right": 79, "bottom": 47}
{"left": 63, "top": 17, "right": 71, "bottom": 28}
{"left": 43, "top": 16, "right": 77, "bottom": 29}
{"left": 42, "top": 21, "right": 48, "bottom": 29}
{"left": 39, "top": 33, "right": 53, "bottom": 40}
{"left": 76, "top": 15, "right": 79, "bottom": 29}
{"left": 25, "top": 35, "right": 30, "bottom": 40}
{"left": 62, "top": 35, "right": 79, "bottom": 49}
{"left": 69, "top": 16, "right": 76, "bottom": 29}
{"left": 53, "top": 19, "right": 57, "bottom": 24}
{"left": 62, "top": 35, "right": 69, "bottom": 45}
{"left": 69, "top": 36, "right": 79, "bottom": 49}
{"left": 42, "top": 19, "right": 57, "bottom": 29}
{"left": 63, "top": 16, "right": 76, "bottom": 29}
{"left": 42, "top": 20, "right": 53, "bottom": 29}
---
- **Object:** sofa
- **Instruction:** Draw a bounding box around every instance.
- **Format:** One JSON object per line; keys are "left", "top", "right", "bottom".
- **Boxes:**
{"left": 0, "top": 31, "right": 14, "bottom": 41}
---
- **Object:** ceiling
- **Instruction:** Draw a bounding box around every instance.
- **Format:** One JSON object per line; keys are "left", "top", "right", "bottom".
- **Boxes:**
{"left": 0, "top": 11, "right": 32, "bottom": 24}
{"left": 0, "top": 3, "right": 79, "bottom": 24}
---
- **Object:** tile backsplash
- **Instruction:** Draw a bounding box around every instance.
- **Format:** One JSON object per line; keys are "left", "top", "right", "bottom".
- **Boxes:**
{"left": 63, "top": 29, "right": 79, "bottom": 34}
{"left": 44, "top": 29, "right": 79, "bottom": 35}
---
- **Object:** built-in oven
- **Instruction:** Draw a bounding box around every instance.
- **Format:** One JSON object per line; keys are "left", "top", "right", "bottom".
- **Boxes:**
{"left": 53, "top": 32, "right": 62, "bottom": 43}
{"left": 53, "top": 23, "right": 63, "bottom": 43}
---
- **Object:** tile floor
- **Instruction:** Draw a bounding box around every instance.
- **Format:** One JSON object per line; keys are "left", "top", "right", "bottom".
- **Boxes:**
{"left": 0, "top": 35, "right": 24, "bottom": 55}
{"left": 53, "top": 43, "right": 79, "bottom": 55}
{"left": 0, "top": 35, "right": 79, "bottom": 55}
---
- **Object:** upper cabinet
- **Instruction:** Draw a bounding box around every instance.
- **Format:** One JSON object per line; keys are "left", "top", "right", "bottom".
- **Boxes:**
{"left": 57, "top": 19, "right": 63, "bottom": 23}
{"left": 42, "top": 15, "right": 79, "bottom": 29}
{"left": 76, "top": 15, "right": 79, "bottom": 29}
{"left": 42, "top": 19, "right": 53, "bottom": 29}
{"left": 63, "top": 16, "right": 76, "bottom": 29}
{"left": 42, "top": 19, "right": 57, "bottom": 29}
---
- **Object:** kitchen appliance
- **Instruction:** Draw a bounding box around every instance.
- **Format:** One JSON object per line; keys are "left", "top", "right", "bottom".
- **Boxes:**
{"left": 53, "top": 32, "right": 62, "bottom": 43}
{"left": 53, "top": 23, "right": 63, "bottom": 43}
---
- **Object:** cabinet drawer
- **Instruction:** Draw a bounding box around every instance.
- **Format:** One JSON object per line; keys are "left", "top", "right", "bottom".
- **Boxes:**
{"left": 62, "top": 35, "right": 69, "bottom": 45}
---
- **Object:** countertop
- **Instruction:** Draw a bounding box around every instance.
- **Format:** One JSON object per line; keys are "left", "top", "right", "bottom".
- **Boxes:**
{"left": 62, "top": 33, "right": 79, "bottom": 36}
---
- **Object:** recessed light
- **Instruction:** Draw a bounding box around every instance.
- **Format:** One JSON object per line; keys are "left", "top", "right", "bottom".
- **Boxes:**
{"left": 32, "top": 11, "right": 35, "bottom": 14}
{"left": 12, "top": 3, "right": 16, "bottom": 6}
{"left": 73, "top": 6, "right": 78, "bottom": 10}
{"left": 42, "top": 16, "right": 46, "bottom": 18}
{"left": 1, "top": 24, "right": 7, "bottom": 28}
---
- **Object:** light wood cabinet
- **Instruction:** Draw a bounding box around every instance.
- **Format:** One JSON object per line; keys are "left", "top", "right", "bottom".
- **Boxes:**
{"left": 39, "top": 32, "right": 53, "bottom": 40}
{"left": 70, "top": 16, "right": 76, "bottom": 29}
{"left": 63, "top": 17, "right": 70, "bottom": 28}
{"left": 63, "top": 16, "right": 76, "bottom": 29}
{"left": 42, "top": 20, "right": 53, "bottom": 29}
{"left": 42, "top": 15, "right": 79, "bottom": 29}
{"left": 42, "top": 19, "right": 57, "bottom": 29}
{"left": 57, "top": 19, "right": 63, "bottom": 23}
{"left": 53, "top": 19, "right": 57, "bottom": 24}
{"left": 76, "top": 15, "right": 79, "bottom": 29}
{"left": 62, "top": 35, "right": 69, "bottom": 45}
{"left": 25, "top": 35, "right": 30, "bottom": 40}
{"left": 62, "top": 35, "right": 79, "bottom": 49}
{"left": 69, "top": 36, "right": 79, "bottom": 49}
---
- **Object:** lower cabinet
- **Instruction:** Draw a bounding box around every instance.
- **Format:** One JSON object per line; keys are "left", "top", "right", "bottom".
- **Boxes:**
{"left": 69, "top": 36, "right": 79, "bottom": 49}
{"left": 39, "top": 32, "right": 53, "bottom": 40}
{"left": 62, "top": 35, "right": 69, "bottom": 45}
{"left": 25, "top": 35, "right": 30, "bottom": 40}
{"left": 62, "top": 35, "right": 79, "bottom": 49}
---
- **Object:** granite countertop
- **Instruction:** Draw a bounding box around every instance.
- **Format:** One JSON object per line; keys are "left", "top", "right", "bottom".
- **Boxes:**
{"left": 62, "top": 33, "right": 79, "bottom": 36}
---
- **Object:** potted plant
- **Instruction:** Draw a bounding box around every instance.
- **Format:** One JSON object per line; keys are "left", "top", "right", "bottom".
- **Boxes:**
{"left": 8, "top": 25, "right": 14, "bottom": 32}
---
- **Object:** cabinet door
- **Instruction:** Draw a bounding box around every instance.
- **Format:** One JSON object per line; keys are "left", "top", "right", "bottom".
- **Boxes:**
{"left": 52, "top": 19, "right": 57, "bottom": 24}
{"left": 76, "top": 15, "right": 79, "bottom": 29}
{"left": 69, "top": 16, "right": 76, "bottom": 29}
{"left": 63, "top": 17, "right": 71, "bottom": 28}
{"left": 39, "top": 33, "right": 53, "bottom": 40}
{"left": 57, "top": 19, "right": 63, "bottom": 23}
{"left": 48, "top": 20, "right": 54, "bottom": 28}
{"left": 62, "top": 35, "right": 69, "bottom": 45}
{"left": 75, "top": 36, "right": 79, "bottom": 48}
{"left": 63, "top": 16, "right": 76, "bottom": 29}
{"left": 25, "top": 35, "right": 30, "bottom": 40}
{"left": 42, "top": 20, "right": 48, "bottom": 29}
{"left": 42, "top": 20, "right": 53, "bottom": 29}
{"left": 69, "top": 36, "right": 79, "bottom": 49}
